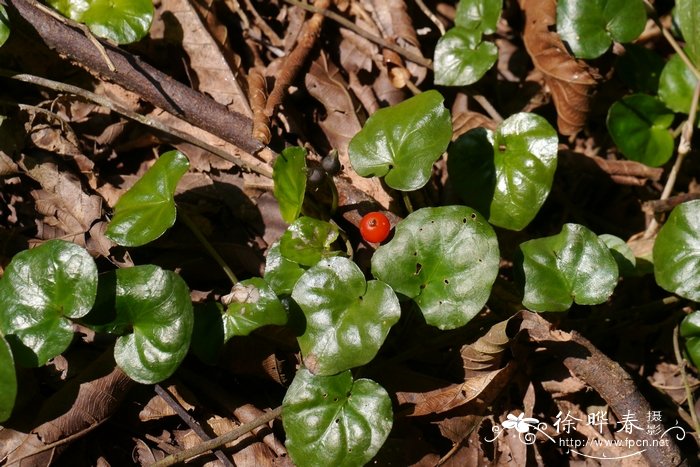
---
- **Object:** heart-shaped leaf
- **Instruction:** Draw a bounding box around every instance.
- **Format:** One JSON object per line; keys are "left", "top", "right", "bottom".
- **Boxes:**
{"left": 659, "top": 53, "right": 699, "bottom": 115}
{"left": 92, "top": 265, "right": 193, "bottom": 384}
{"left": 283, "top": 368, "right": 393, "bottom": 467}
{"left": 292, "top": 257, "right": 400, "bottom": 375}
{"left": 557, "top": 0, "right": 647, "bottom": 59}
{"left": 606, "top": 94, "right": 675, "bottom": 167}
{"left": 681, "top": 310, "right": 700, "bottom": 369}
{"left": 372, "top": 206, "right": 500, "bottom": 330}
{"left": 0, "top": 240, "right": 97, "bottom": 367}
{"left": 455, "top": 0, "right": 502, "bottom": 34}
{"left": 433, "top": 27, "right": 498, "bottom": 86}
{"left": 599, "top": 234, "right": 636, "bottom": 277}
{"left": 448, "top": 112, "right": 558, "bottom": 231}
{"left": 0, "top": 6, "right": 9, "bottom": 47}
{"left": 273, "top": 146, "right": 307, "bottom": 223}
{"left": 519, "top": 223, "right": 619, "bottom": 312}
{"left": 279, "top": 217, "right": 340, "bottom": 267}
{"left": 47, "top": 0, "right": 153, "bottom": 44}
{"left": 106, "top": 150, "right": 189, "bottom": 247}
{"left": 222, "top": 278, "right": 288, "bottom": 338}
{"left": 677, "top": 0, "right": 700, "bottom": 63}
{"left": 348, "top": 90, "right": 452, "bottom": 191}
{"left": 0, "top": 335, "right": 16, "bottom": 422}
{"left": 616, "top": 44, "right": 665, "bottom": 94}
{"left": 264, "top": 241, "right": 306, "bottom": 295}
{"left": 653, "top": 200, "right": 700, "bottom": 301}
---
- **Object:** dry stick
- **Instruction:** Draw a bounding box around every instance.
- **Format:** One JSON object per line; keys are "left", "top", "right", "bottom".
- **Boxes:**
{"left": 150, "top": 406, "right": 283, "bottom": 467}
{"left": 265, "top": 0, "right": 331, "bottom": 117}
{"left": 0, "top": 70, "right": 273, "bottom": 178}
{"left": 414, "top": 0, "right": 445, "bottom": 35}
{"left": 473, "top": 94, "right": 503, "bottom": 123}
{"left": 153, "top": 385, "right": 234, "bottom": 467}
{"left": 644, "top": 80, "right": 700, "bottom": 238}
{"left": 281, "top": 0, "right": 433, "bottom": 69}
{"left": 7, "top": 0, "right": 263, "bottom": 155}
{"left": 673, "top": 325, "right": 700, "bottom": 441}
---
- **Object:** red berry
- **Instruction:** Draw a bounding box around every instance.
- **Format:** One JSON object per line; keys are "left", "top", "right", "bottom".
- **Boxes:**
{"left": 360, "top": 212, "right": 391, "bottom": 243}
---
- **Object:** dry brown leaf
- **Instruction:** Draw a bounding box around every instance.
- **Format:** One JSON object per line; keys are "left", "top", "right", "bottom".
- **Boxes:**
{"left": 521, "top": 0, "right": 597, "bottom": 135}
{"left": 139, "top": 384, "right": 197, "bottom": 422}
{"left": 158, "top": 0, "right": 252, "bottom": 116}
{"left": 19, "top": 153, "right": 103, "bottom": 239}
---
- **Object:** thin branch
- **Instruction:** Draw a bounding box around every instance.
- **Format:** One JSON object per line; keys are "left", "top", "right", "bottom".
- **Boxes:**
{"left": 673, "top": 325, "right": 700, "bottom": 441}
{"left": 0, "top": 69, "right": 273, "bottom": 178}
{"left": 473, "top": 94, "right": 503, "bottom": 123}
{"left": 281, "top": 0, "right": 433, "bottom": 69}
{"left": 414, "top": 0, "right": 445, "bottom": 35}
{"left": 154, "top": 385, "right": 234, "bottom": 467}
{"left": 150, "top": 406, "right": 283, "bottom": 467}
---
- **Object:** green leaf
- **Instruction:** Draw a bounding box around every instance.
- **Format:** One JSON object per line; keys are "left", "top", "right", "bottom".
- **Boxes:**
{"left": 264, "top": 241, "right": 306, "bottom": 295}
{"left": 106, "top": 150, "right": 189, "bottom": 247}
{"left": 372, "top": 206, "right": 499, "bottom": 330}
{"left": 0, "top": 335, "right": 16, "bottom": 422}
{"left": 455, "top": 0, "right": 502, "bottom": 34}
{"left": 190, "top": 302, "right": 225, "bottom": 365}
{"left": 447, "top": 113, "right": 558, "bottom": 231}
{"left": 616, "top": 44, "right": 665, "bottom": 94}
{"left": 348, "top": 90, "right": 452, "bottom": 191}
{"left": 681, "top": 310, "right": 700, "bottom": 369}
{"left": 223, "top": 278, "right": 288, "bottom": 338}
{"left": 599, "top": 234, "right": 636, "bottom": 277}
{"left": 0, "top": 5, "right": 10, "bottom": 47}
{"left": 273, "top": 146, "right": 307, "bottom": 223}
{"left": 283, "top": 368, "right": 393, "bottom": 467}
{"left": 94, "top": 265, "right": 194, "bottom": 384}
{"left": 433, "top": 27, "right": 498, "bottom": 87}
{"left": 0, "top": 240, "right": 97, "bottom": 367}
{"left": 519, "top": 224, "right": 619, "bottom": 312}
{"left": 653, "top": 200, "right": 700, "bottom": 301}
{"left": 291, "top": 257, "right": 400, "bottom": 375}
{"left": 47, "top": 0, "right": 153, "bottom": 44}
{"left": 659, "top": 53, "right": 699, "bottom": 115}
{"left": 557, "top": 0, "right": 647, "bottom": 59}
{"left": 677, "top": 0, "right": 700, "bottom": 63}
{"left": 606, "top": 94, "right": 675, "bottom": 167}
{"left": 279, "top": 217, "right": 340, "bottom": 267}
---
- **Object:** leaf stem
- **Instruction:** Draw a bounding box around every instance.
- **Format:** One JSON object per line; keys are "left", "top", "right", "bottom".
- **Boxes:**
{"left": 673, "top": 324, "right": 700, "bottom": 441}
{"left": 150, "top": 405, "right": 283, "bottom": 467}
{"left": 644, "top": 80, "right": 700, "bottom": 237}
{"left": 402, "top": 191, "right": 414, "bottom": 214}
{"left": 178, "top": 208, "right": 238, "bottom": 285}
{"left": 644, "top": 1, "right": 700, "bottom": 80}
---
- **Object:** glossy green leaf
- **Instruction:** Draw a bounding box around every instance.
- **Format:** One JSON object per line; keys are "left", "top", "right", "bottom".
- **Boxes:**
{"left": 292, "top": 257, "right": 400, "bottom": 375}
{"left": 433, "top": 27, "right": 498, "bottom": 87}
{"left": 653, "top": 200, "right": 700, "bottom": 301}
{"left": 0, "top": 240, "right": 97, "bottom": 367}
{"left": 681, "top": 310, "right": 700, "bottom": 369}
{"left": 223, "top": 278, "right": 287, "bottom": 338}
{"left": 616, "top": 44, "right": 665, "bottom": 94}
{"left": 264, "top": 241, "right": 306, "bottom": 295}
{"left": 372, "top": 206, "right": 499, "bottom": 330}
{"left": 599, "top": 234, "right": 636, "bottom": 277}
{"left": 283, "top": 368, "right": 393, "bottom": 467}
{"left": 519, "top": 224, "right": 619, "bottom": 312}
{"left": 557, "top": 0, "right": 646, "bottom": 59}
{"left": 279, "top": 217, "right": 340, "bottom": 267}
{"left": 94, "top": 265, "right": 193, "bottom": 384}
{"left": 455, "top": 0, "right": 502, "bottom": 34}
{"left": 0, "top": 6, "right": 10, "bottom": 47}
{"left": 273, "top": 146, "right": 307, "bottom": 223}
{"left": 348, "top": 90, "right": 452, "bottom": 191}
{"left": 106, "top": 150, "right": 189, "bottom": 247}
{"left": 606, "top": 94, "right": 675, "bottom": 167}
{"left": 677, "top": 0, "right": 700, "bottom": 63}
{"left": 47, "top": 0, "right": 153, "bottom": 44}
{"left": 0, "top": 335, "right": 16, "bottom": 422}
{"left": 659, "top": 53, "right": 699, "bottom": 115}
{"left": 447, "top": 113, "right": 558, "bottom": 231}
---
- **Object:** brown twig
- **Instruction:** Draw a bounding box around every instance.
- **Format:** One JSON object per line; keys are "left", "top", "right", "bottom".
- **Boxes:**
{"left": 265, "top": 0, "right": 331, "bottom": 116}
{"left": 281, "top": 0, "right": 432, "bottom": 69}
{"left": 248, "top": 66, "right": 271, "bottom": 144}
